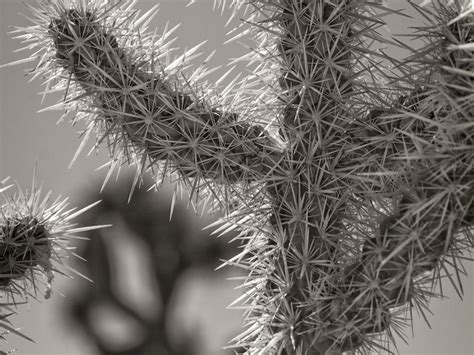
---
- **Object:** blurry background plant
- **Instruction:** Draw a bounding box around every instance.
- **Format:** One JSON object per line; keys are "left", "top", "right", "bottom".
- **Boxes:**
{"left": 68, "top": 173, "right": 243, "bottom": 355}
{"left": 0, "top": 1, "right": 472, "bottom": 352}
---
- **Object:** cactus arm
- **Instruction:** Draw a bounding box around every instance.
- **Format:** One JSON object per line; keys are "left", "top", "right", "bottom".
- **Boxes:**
{"left": 338, "top": 1, "right": 474, "bottom": 339}
{"left": 322, "top": 2, "right": 474, "bottom": 352}
{"left": 47, "top": 8, "right": 284, "bottom": 186}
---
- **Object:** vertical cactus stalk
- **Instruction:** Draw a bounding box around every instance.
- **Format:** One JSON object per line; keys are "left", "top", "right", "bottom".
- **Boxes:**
{"left": 249, "top": 1, "right": 473, "bottom": 353}
{"left": 5, "top": 0, "right": 473, "bottom": 353}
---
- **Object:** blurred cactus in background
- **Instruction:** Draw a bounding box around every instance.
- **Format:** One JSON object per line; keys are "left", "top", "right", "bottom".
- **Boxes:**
{"left": 1, "top": 0, "right": 473, "bottom": 353}
{"left": 68, "top": 174, "right": 240, "bottom": 355}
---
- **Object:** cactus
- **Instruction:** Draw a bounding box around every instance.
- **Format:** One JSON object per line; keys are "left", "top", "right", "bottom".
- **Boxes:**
{"left": 3, "top": 0, "right": 473, "bottom": 353}
{"left": 0, "top": 175, "right": 104, "bottom": 345}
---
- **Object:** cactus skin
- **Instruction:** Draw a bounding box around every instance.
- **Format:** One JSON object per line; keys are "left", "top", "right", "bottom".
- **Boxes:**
{"left": 9, "top": 0, "right": 473, "bottom": 354}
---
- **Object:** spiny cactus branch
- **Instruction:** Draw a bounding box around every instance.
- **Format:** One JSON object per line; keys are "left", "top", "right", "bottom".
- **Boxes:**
{"left": 48, "top": 8, "right": 284, "bottom": 189}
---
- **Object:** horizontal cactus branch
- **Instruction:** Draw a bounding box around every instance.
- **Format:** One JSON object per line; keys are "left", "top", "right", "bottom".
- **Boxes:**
{"left": 5, "top": 0, "right": 473, "bottom": 353}
{"left": 47, "top": 8, "right": 284, "bottom": 187}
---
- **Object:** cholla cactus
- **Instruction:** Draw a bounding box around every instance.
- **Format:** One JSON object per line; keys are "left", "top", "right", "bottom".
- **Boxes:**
{"left": 6, "top": 0, "right": 473, "bottom": 353}
{"left": 0, "top": 176, "right": 103, "bottom": 345}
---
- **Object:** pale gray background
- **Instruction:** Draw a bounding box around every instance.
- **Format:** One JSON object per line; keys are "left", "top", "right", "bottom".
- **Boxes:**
{"left": 0, "top": 0, "right": 473, "bottom": 354}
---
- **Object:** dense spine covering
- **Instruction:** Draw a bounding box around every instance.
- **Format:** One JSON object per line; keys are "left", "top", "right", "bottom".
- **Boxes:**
{"left": 0, "top": 176, "right": 103, "bottom": 346}
{"left": 6, "top": 0, "right": 473, "bottom": 353}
